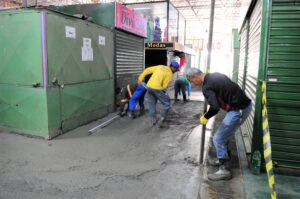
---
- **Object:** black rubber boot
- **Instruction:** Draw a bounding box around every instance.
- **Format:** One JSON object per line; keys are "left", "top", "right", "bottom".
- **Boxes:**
{"left": 127, "top": 111, "right": 136, "bottom": 119}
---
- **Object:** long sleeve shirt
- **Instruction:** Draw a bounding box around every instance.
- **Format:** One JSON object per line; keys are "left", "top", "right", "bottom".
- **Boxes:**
{"left": 203, "top": 73, "right": 251, "bottom": 119}
{"left": 177, "top": 76, "right": 191, "bottom": 96}
{"left": 138, "top": 65, "right": 173, "bottom": 90}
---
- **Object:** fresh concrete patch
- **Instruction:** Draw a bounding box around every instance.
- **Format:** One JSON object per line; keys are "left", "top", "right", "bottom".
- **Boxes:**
{"left": 0, "top": 101, "right": 204, "bottom": 199}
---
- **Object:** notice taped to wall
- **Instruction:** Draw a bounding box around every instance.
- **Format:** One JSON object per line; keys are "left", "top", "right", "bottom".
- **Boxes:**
{"left": 65, "top": 26, "right": 76, "bottom": 39}
{"left": 81, "top": 37, "right": 93, "bottom": 61}
{"left": 99, "top": 35, "right": 105, "bottom": 46}
{"left": 82, "top": 47, "right": 93, "bottom": 61}
{"left": 83, "top": 38, "right": 92, "bottom": 48}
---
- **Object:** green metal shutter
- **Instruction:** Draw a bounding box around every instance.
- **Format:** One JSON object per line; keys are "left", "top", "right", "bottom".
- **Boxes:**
{"left": 238, "top": 24, "right": 248, "bottom": 89}
{"left": 238, "top": 23, "right": 252, "bottom": 153}
{"left": 240, "top": 0, "right": 263, "bottom": 155}
{"left": 266, "top": 0, "right": 300, "bottom": 168}
{"left": 115, "top": 30, "right": 144, "bottom": 88}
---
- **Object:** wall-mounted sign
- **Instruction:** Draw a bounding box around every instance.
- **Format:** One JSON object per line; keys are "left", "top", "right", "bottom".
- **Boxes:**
{"left": 145, "top": 42, "right": 174, "bottom": 49}
{"left": 115, "top": 3, "right": 147, "bottom": 38}
{"left": 99, "top": 35, "right": 105, "bottom": 46}
{"left": 65, "top": 26, "right": 76, "bottom": 39}
{"left": 82, "top": 37, "right": 93, "bottom": 61}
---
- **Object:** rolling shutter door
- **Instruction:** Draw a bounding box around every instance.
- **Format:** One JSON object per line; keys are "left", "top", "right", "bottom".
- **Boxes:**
{"left": 266, "top": 0, "right": 300, "bottom": 168}
{"left": 115, "top": 30, "right": 144, "bottom": 88}
{"left": 239, "top": 0, "right": 262, "bottom": 155}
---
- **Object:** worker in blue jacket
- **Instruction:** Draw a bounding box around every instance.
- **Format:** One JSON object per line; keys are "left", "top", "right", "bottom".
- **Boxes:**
{"left": 116, "top": 83, "right": 147, "bottom": 119}
{"left": 174, "top": 76, "right": 191, "bottom": 102}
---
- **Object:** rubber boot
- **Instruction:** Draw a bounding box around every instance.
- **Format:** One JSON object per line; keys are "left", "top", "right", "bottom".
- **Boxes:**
{"left": 157, "top": 117, "right": 169, "bottom": 128}
{"left": 150, "top": 117, "right": 158, "bottom": 126}
{"left": 157, "top": 111, "right": 169, "bottom": 128}
{"left": 208, "top": 159, "right": 231, "bottom": 181}
{"left": 137, "top": 107, "right": 145, "bottom": 116}
{"left": 127, "top": 111, "right": 136, "bottom": 119}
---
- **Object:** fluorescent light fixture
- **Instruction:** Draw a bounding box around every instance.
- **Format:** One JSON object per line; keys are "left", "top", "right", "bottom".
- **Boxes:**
{"left": 133, "top": 7, "right": 151, "bottom": 10}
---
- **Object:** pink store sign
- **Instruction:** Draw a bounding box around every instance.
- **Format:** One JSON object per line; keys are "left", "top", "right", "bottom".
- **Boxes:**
{"left": 115, "top": 3, "right": 147, "bottom": 38}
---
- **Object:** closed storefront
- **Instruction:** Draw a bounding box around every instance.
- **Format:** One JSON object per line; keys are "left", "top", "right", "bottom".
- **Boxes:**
{"left": 115, "top": 30, "right": 144, "bottom": 88}
{"left": 238, "top": 0, "right": 300, "bottom": 169}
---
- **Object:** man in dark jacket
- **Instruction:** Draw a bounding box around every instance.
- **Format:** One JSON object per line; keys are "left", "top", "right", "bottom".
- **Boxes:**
{"left": 174, "top": 76, "right": 191, "bottom": 103}
{"left": 187, "top": 68, "right": 252, "bottom": 181}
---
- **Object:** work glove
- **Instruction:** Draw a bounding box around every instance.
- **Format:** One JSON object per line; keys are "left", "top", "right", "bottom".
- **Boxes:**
{"left": 199, "top": 115, "right": 208, "bottom": 125}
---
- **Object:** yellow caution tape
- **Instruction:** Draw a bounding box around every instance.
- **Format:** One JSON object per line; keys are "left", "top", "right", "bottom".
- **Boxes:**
{"left": 262, "top": 81, "right": 277, "bottom": 199}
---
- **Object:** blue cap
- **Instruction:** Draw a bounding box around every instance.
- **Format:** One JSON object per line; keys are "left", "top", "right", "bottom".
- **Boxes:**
{"left": 170, "top": 60, "right": 179, "bottom": 71}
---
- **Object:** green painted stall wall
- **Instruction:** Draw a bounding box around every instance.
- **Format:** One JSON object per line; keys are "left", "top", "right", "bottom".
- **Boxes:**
{"left": 46, "top": 87, "right": 61, "bottom": 138}
{"left": 0, "top": 85, "right": 49, "bottom": 137}
{"left": 0, "top": 10, "right": 49, "bottom": 138}
{"left": 45, "top": 11, "right": 114, "bottom": 135}
{"left": 46, "top": 11, "right": 114, "bottom": 85}
{"left": 60, "top": 80, "right": 114, "bottom": 132}
{"left": 0, "top": 9, "right": 114, "bottom": 139}
{"left": 48, "top": 3, "right": 116, "bottom": 29}
{"left": 0, "top": 10, "right": 43, "bottom": 86}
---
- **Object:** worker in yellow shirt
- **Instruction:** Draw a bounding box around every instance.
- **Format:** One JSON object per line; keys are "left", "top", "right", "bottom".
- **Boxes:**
{"left": 138, "top": 60, "right": 180, "bottom": 128}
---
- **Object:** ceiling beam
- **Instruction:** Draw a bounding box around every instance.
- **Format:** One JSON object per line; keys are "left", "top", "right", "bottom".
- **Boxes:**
{"left": 176, "top": 3, "right": 241, "bottom": 9}
{"left": 185, "top": 0, "right": 202, "bottom": 21}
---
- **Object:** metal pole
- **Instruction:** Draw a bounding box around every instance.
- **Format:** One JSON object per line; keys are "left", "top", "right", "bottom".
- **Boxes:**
{"left": 166, "top": 0, "right": 169, "bottom": 42}
{"left": 200, "top": 0, "right": 215, "bottom": 164}
{"left": 89, "top": 114, "right": 120, "bottom": 135}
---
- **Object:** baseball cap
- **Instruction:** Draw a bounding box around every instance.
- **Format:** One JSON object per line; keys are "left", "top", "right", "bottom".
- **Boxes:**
{"left": 170, "top": 60, "right": 179, "bottom": 71}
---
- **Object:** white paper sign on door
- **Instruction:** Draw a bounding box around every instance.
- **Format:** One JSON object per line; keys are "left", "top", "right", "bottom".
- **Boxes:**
{"left": 65, "top": 26, "right": 76, "bottom": 39}
{"left": 81, "top": 47, "right": 93, "bottom": 61}
{"left": 81, "top": 37, "right": 93, "bottom": 61}
{"left": 83, "top": 37, "right": 92, "bottom": 48}
{"left": 99, "top": 35, "right": 105, "bottom": 46}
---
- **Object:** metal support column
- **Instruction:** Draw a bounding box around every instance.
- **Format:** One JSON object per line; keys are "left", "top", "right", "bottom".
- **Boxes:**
{"left": 200, "top": 0, "right": 215, "bottom": 164}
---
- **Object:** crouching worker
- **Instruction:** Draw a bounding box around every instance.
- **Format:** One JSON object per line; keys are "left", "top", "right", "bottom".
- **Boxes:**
{"left": 174, "top": 76, "right": 191, "bottom": 103}
{"left": 138, "top": 60, "right": 179, "bottom": 128}
{"left": 116, "top": 83, "right": 147, "bottom": 119}
{"left": 187, "top": 68, "right": 252, "bottom": 181}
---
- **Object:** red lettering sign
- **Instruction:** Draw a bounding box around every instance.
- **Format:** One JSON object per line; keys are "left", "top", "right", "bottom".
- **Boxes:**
{"left": 115, "top": 3, "right": 147, "bottom": 37}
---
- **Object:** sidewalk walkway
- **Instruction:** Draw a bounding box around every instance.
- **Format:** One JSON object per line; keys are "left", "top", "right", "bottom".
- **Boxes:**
{"left": 199, "top": 109, "right": 300, "bottom": 199}
{"left": 236, "top": 128, "right": 300, "bottom": 199}
{"left": 199, "top": 110, "right": 244, "bottom": 199}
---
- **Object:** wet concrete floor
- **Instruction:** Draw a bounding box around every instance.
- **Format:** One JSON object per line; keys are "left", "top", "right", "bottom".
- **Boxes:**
{"left": 0, "top": 100, "right": 205, "bottom": 199}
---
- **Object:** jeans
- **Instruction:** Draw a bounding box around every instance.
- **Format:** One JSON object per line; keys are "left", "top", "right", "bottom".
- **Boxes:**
{"left": 174, "top": 80, "right": 187, "bottom": 101}
{"left": 128, "top": 84, "right": 147, "bottom": 112}
{"left": 213, "top": 102, "right": 252, "bottom": 159}
{"left": 147, "top": 88, "right": 170, "bottom": 118}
